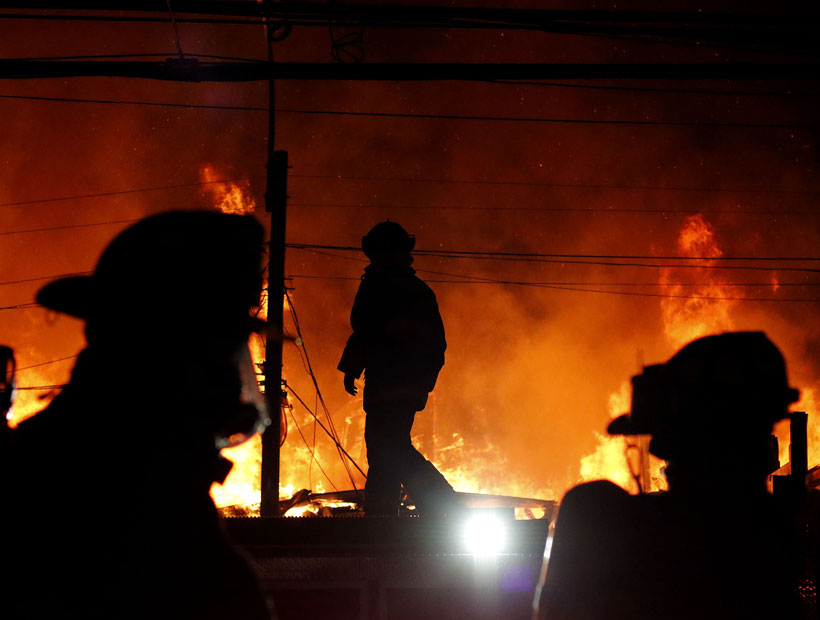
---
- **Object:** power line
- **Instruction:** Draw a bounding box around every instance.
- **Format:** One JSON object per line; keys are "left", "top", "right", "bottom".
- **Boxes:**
{"left": 0, "top": 218, "right": 141, "bottom": 236}
{"left": 16, "top": 384, "right": 66, "bottom": 391}
{"left": 290, "top": 173, "right": 820, "bottom": 196}
{"left": 283, "top": 244, "right": 820, "bottom": 300}
{"left": 0, "top": 93, "right": 269, "bottom": 112}
{"left": 16, "top": 354, "right": 80, "bottom": 372}
{"left": 0, "top": 176, "right": 257, "bottom": 209}
{"left": 293, "top": 246, "right": 820, "bottom": 275}
{"left": 288, "top": 201, "right": 820, "bottom": 216}
{"left": 286, "top": 290, "right": 363, "bottom": 486}
{"left": 285, "top": 382, "right": 367, "bottom": 480}
{"left": 3, "top": 173, "right": 819, "bottom": 213}
{"left": 274, "top": 106, "right": 820, "bottom": 130}
{"left": 489, "top": 80, "right": 820, "bottom": 98}
{"left": 264, "top": 173, "right": 820, "bottom": 197}
{"left": 287, "top": 243, "right": 820, "bottom": 263}
{"left": 287, "top": 270, "right": 819, "bottom": 302}
{"left": 288, "top": 274, "right": 820, "bottom": 287}
{"left": 409, "top": 265, "right": 820, "bottom": 302}
{"left": 3, "top": 58, "right": 820, "bottom": 82}
{"left": 1, "top": 92, "right": 817, "bottom": 129}
{"left": 0, "top": 303, "right": 41, "bottom": 311}
{"left": 0, "top": 272, "right": 92, "bottom": 287}
{"left": 285, "top": 403, "right": 339, "bottom": 493}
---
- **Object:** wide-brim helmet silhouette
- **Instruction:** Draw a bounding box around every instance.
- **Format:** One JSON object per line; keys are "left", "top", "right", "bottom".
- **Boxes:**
{"left": 607, "top": 332, "right": 799, "bottom": 452}
{"left": 36, "top": 210, "right": 266, "bottom": 339}
{"left": 362, "top": 220, "right": 415, "bottom": 259}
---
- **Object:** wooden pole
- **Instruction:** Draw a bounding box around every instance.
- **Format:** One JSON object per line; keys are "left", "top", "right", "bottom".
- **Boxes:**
{"left": 259, "top": 2, "right": 288, "bottom": 517}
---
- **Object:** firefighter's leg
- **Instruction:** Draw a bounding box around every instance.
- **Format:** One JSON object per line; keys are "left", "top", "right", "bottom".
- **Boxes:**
{"left": 363, "top": 403, "right": 413, "bottom": 516}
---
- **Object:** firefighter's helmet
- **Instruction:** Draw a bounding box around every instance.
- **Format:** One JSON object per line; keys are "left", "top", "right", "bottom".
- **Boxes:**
{"left": 36, "top": 210, "right": 265, "bottom": 336}
{"left": 362, "top": 220, "right": 415, "bottom": 259}
{"left": 607, "top": 332, "right": 799, "bottom": 459}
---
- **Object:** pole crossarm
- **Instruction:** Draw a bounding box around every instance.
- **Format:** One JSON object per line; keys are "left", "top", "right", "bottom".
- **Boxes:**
{"left": 1, "top": 59, "right": 819, "bottom": 81}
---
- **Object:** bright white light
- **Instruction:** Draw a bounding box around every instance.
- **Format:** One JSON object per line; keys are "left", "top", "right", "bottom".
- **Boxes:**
{"left": 462, "top": 513, "right": 507, "bottom": 555}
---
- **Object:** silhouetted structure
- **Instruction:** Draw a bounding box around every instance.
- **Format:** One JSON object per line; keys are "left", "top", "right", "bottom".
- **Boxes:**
{"left": 4, "top": 211, "right": 272, "bottom": 619}
{"left": 339, "top": 221, "right": 456, "bottom": 516}
{"left": 0, "top": 346, "right": 14, "bottom": 457}
{"left": 535, "top": 331, "right": 804, "bottom": 620}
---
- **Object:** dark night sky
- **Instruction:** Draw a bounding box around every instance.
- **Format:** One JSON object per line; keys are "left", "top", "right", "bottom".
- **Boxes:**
{"left": 2, "top": 2, "right": 820, "bottom": 503}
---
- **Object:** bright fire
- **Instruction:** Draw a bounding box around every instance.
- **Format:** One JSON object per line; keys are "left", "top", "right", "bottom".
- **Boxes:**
{"left": 206, "top": 199, "right": 815, "bottom": 513}
{"left": 660, "top": 214, "right": 735, "bottom": 348}
{"left": 579, "top": 214, "right": 736, "bottom": 493}
{"left": 200, "top": 165, "right": 256, "bottom": 215}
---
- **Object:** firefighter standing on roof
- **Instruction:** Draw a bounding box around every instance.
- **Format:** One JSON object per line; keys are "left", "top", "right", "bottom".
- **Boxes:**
{"left": 339, "top": 221, "right": 457, "bottom": 517}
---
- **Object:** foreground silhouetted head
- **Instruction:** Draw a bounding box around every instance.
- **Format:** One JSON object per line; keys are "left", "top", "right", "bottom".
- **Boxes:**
{"left": 35, "top": 210, "right": 268, "bottom": 446}
{"left": 37, "top": 210, "right": 264, "bottom": 349}
{"left": 362, "top": 220, "right": 415, "bottom": 260}
{"left": 608, "top": 332, "right": 799, "bottom": 487}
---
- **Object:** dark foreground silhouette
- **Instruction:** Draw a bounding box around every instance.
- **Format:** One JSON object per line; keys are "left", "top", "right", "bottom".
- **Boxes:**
{"left": 338, "top": 221, "right": 457, "bottom": 517}
{"left": 536, "top": 332, "right": 806, "bottom": 620}
{"left": 4, "top": 211, "right": 272, "bottom": 619}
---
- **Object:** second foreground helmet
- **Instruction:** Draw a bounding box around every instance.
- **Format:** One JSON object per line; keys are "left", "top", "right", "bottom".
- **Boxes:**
{"left": 607, "top": 332, "right": 799, "bottom": 446}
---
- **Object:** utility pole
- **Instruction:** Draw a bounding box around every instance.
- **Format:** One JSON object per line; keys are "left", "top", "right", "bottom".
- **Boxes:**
{"left": 260, "top": 2, "right": 289, "bottom": 517}
{"left": 261, "top": 149, "right": 288, "bottom": 517}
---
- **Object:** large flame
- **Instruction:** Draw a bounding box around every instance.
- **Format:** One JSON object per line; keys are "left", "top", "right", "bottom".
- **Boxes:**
{"left": 200, "top": 165, "right": 256, "bottom": 215}
{"left": 579, "top": 214, "right": 736, "bottom": 493}
{"left": 660, "top": 214, "right": 735, "bottom": 348}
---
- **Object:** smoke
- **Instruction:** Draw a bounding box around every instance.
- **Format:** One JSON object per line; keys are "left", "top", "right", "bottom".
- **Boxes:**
{"left": 2, "top": 13, "right": 819, "bottom": 505}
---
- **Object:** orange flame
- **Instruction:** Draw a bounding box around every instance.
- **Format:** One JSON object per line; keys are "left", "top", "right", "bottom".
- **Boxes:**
{"left": 200, "top": 165, "right": 256, "bottom": 215}
{"left": 660, "top": 214, "right": 734, "bottom": 348}
{"left": 579, "top": 214, "right": 736, "bottom": 492}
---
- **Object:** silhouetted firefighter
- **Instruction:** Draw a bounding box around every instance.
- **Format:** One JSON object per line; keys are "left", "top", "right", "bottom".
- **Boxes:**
{"left": 4, "top": 211, "right": 273, "bottom": 619}
{"left": 535, "top": 332, "right": 804, "bottom": 620}
{"left": 339, "top": 221, "right": 457, "bottom": 517}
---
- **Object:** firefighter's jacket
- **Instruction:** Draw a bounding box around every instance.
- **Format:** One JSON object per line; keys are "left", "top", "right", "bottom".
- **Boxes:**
{"left": 338, "top": 263, "right": 446, "bottom": 408}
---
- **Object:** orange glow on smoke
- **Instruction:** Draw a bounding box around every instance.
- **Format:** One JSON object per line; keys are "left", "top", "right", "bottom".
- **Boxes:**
{"left": 660, "top": 214, "right": 734, "bottom": 349}
{"left": 579, "top": 214, "right": 737, "bottom": 493}
{"left": 206, "top": 162, "right": 267, "bottom": 512}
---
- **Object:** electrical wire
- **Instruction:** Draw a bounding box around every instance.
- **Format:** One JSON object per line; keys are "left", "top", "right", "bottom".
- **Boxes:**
{"left": 329, "top": 0, "right": 366, "bottom": 64}
{"left": 1, "top": 93, "right": 817, "bottom": 130}
{"left": 288, "top": 173, "right": 820, "bottom": 197}
{"left": 0, "top": 218, "right": 142, "bottom": 236}
{"left": 288, "top": 201, "right": 820, "bottom": 216}
{"left": 164, "top": 0, "right": 186, "bottom": 59}
{"left": 285, "top": 382, "right": 367, "bottom": 480}
{"left": 285, "top": 400, "right": 339, "bottom": 492}
{"left": 285, "top": 289, "right": 361, "bottom": 487}
{"left": 0, "top": 303, "right": 41, "bottom": 311}
{"left": 0, "top": 272, "right": 93, "bottom": 286}
{"left": 0, "top": 93, "right": 268, "bottom": 112}
{"left": 287, "top": 243, "right": 820, "bottom": 264}
{"left": 2, "top": 169, "right": 819, "bottom": 210}
{"left": 287, "top": 249, "right": 820, "bottom": 301}
{"left": 292, "top": 245, "right": 820, "bottom": 275}
{"left": 0, "top": 176, "right": 257, "bottom": 209}
{"left": 488, "top": 80, "right": 820, "bottom": 98}
{"left": 289, "top": 272, "right": 820, "bottom": 302}
{"left": 287, "top": 274, "right": 820, "bottom": 287}
{"left": 272, "top": 107, "right": 820, "bottom": 130}
{"left": 16, "top": 354, "right": 79, "bottom": 372}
